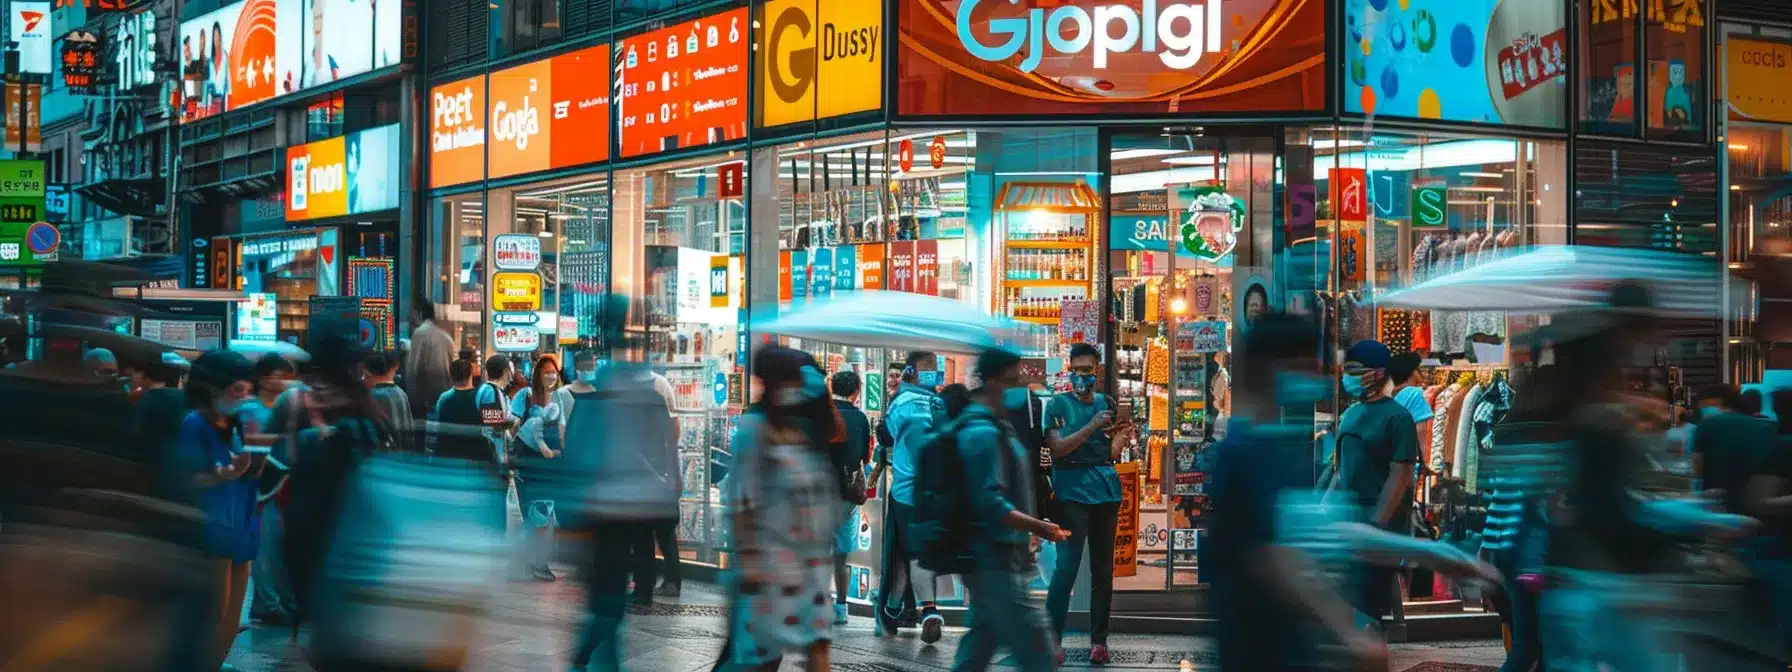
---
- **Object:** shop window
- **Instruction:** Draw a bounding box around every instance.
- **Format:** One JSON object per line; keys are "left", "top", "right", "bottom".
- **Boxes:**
{"left": 1581, "top": 0, "right": 1641, "bottom": 134}
{"left": 428, "top": 193, "right": 490, "bottom": 352}
{"left": 427, "top": 0, "right": 492, "bottom": 71}
{"left": 498, "top": 0, "right": 565, "bottom": 58}
{"left": 614, "top": 0, "right": 712, "bottom": 26}
{"left": 1643, "top": 0, "right": 1707, "bottom": 139}
{"left": 306, "top": 94, "right": 345, "bottom": 142}
{"left": 490, "top": 177, "right": 612, "bottom": 356}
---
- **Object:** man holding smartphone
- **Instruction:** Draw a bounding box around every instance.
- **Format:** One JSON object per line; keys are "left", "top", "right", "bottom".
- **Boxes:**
{"left": 1042, "top": 343, "right": 1134, "bottom": 664}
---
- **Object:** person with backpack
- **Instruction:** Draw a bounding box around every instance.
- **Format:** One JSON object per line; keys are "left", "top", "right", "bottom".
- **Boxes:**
{"left": 828, "top": 369, "right": 874, "bottom": 625}
{"left": 1042, "top": 342, "right": 1133, "bottom": 664}
{"left": 429, "top": 358, "right": 514, "bottom": 465}
{"left": 911, "top": 347, "right": 1067, "bottom": 672}
{"left": 876, "top": 350, "right": 950, "bottom": 642}
{"left": 717, "top": 347, "right": 843, "bottom": 671}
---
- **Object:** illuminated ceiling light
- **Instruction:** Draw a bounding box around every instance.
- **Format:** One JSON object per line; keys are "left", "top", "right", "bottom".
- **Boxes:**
{"left": 1729, "top": 143, "right": 1750, "bottom": 151}
{"left": 1169, "top": 297, "right": 1188, "bottom": 315}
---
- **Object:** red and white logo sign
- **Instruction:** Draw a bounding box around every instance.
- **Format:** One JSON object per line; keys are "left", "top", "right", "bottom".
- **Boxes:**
{"left": 493, "top": 234, "right": 543, "bottom": 271}
{"left": 19, "top": 11, "right": 44, "bottom": 32}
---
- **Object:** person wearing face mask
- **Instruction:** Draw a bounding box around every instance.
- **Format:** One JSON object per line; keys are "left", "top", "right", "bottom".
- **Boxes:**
{"left": 1042, "top": 342, "right": 1133, "bottom": 663}
{"left": 716, "top": 346, "right": 841, "bottom": 671}
{"left": 511, "top": 354, "right": 565, "bottom": 582}
{"left": 177, "top": 350, "right": 265, "bottom": 672}
{"left": 875, "top": 350, "right": 950, "bottom": 642}
{"left": 1327, "top": 339, "right": 1420, "bottom": 626}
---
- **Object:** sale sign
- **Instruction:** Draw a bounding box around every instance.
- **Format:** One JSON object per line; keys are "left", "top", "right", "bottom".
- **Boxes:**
{"left": 856, "top": 243, "right": 885, "bottom": 290}
{"left": 887, "top": 241, "right": 915, "bottom": 292}
{"left": 914, "top": 240, "right": 939, "bottom": 295}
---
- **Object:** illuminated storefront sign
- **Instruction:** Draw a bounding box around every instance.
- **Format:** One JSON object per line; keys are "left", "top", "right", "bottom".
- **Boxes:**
{"left": 1728, "top": 37, "right": 1792, "bottom": 125}
{"left": 898, "top": 0, "right": 1324, "bottom": 117}
{"left": 491, "top": 271, "right": 543, "bottom": 311}
{"left": 756, "top": 0, "right": 883, "bottom": 128}
{"left": 616, "top": 7, "right": 749, "bottom": 158}
{"left": 285, "top": 124, "right": 400, "bottom": 221}
{"left": 429, "top": 75, "right": 486, "bottom": 188}
{"left": 487, "top": 43, "right": 612, "bottom": 179}
{"left": 113, "top": 10, "right": 157, "bottom": 91}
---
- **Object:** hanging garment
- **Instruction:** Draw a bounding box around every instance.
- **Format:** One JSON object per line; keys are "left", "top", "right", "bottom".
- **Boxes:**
{"left": 1430, "top": 384, "right": 1461, "bottom": 475}
{"left": 1449, "top": 384, "right": 1485, "bottom": 480}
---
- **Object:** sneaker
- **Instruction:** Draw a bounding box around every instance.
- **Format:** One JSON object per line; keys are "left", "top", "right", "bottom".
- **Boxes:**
{"left": 833, "top": 603, "right": 849, "bottom": 625}
{"left": 920, "top": 612, "right": 944, "bottom": 644}
{"left": 654, "top": 581, "right": 681, "bottom": 598}
{"left": 1090, "top": 644, "right": 1111, "bottom": 665}
{"left": 531, "top": 566, "right": 558, "bottom": 582}
{"left": 874, "top": 609, "right": 899, "bottom": 638}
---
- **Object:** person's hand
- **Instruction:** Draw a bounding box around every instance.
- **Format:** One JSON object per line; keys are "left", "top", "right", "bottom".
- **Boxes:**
{"left": 1039, "top": 522, "right": 1071, "bottom": 542}
{"left": 541, "top": 447, "right": 559, "bottom": 459}
{"left": 216, "top": 452, "right": 253, "bottom": 480}
{"left": 1092, "top": 410, "right": 1114, "bottom": 429}
{"left": 1343, "top": 631, "right": 1389, "bottom": 672}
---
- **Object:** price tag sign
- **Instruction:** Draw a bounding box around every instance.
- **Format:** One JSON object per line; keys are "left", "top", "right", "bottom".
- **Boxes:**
{"left": 0, "top": 160, "right": 45, "bottom": 198}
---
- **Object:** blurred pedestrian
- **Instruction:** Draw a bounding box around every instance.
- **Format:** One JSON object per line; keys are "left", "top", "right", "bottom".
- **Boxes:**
{"left": 1480, "top": 365, "right": 1569, "bottom": 672}
{"left": 511, "top": 354, "right": 564, "bottom": 582}
{"left": 867, "top": 361, "right": 918, "bottom": 629}
{"left": 1043, "top": 342, "right": 1131, "bottom": 664}
{"left": 828, "top": 369, "right": 873, "bottom": 624}
{"left": 1327, "top": 339, "right": 1419, "bottom": 626}
{"left": 719, "top": 346, "right": 841, "bottom": 671}
{"left": 1692, "top": 385, "right": 1777, "bottom": 517}
{"left": 875, "top": 350, "right": 948, "bottom": 642}
{"left": 242, "top": 353, "right": 297, "bottom": 627}
{"left": 84, "top": 347, "right": 119, "bottom": 378}
{"left": 403, "top": 300, "right": 455, "bottom": 421}
{"left": 364, "top": 350, "right": 414, "bottom": 452}
{"left": 945, "top": 347, "right": 1067, "bottom": 672}
{"left": 179, "top": 350, "right": 264, "bottom": 672}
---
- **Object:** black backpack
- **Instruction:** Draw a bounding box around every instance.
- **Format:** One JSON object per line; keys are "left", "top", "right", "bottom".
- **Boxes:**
{"left": 908, "top": 410, "right": 1014, "bottom": 575}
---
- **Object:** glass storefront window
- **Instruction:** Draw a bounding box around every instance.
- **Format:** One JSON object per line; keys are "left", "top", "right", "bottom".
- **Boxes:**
{"left": 428, "top": 193, "right": 488, "bottom": 352}
{"left": 491, "top": 177, "right": 612, "bottom": 359}
{"left": 613, "top": 153, "right": 749, "bottom": 564}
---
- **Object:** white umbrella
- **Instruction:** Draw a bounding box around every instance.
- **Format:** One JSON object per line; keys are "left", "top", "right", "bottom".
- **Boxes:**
{"left": 1378, "top": 245, "right": 1723, "bottom": 316}
{"left": 757, "top": 290, "right": 1044, "bottom": 354}
{"left": 229, "top": 339, "right": 311, "bottom": 361}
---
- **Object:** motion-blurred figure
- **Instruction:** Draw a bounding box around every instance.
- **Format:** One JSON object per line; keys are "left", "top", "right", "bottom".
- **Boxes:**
{"left": 179, "top": 350, "right": 265, "bottom": 671}
{"left": 512, "top": 354, "right": 565, "bottom": 582}
{"left": 403, "top": 301, "right": 455, "bottom": 421}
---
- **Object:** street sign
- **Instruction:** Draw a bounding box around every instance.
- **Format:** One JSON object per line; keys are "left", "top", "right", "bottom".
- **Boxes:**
{"left": 0, "top": 160, "right": 45, "bottom": 197}
{"left": 25, "top": 221, "right": 58, "bottom": 255}
{"left": 0, "top": 201, "right": 39, "bottom": 222}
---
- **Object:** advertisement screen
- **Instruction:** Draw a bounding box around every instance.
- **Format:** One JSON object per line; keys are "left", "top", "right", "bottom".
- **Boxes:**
{"left": 756, "top": 0, "right": 884, "bottom": 128}
{"left": 616, "top": 7, "right": 749, "bottom": 158}
{"left": 10, "top": 2, "right": 52, "bottom": 75}
{"left": 897, "top": 0, "right": 1325, "bottom": 118}
{"left": 236, "top": 292, "right": 279, "bottom": 341}
{"left": 286, "top": 124, "right": 400, "bottom": 221}
{"left": 1345, "top": 0, "right": 1568, "bottom": 128}
{"left": 180, "top": 0, "right": 402, "bottom": 122}
{"left": 429, "top": 75, "right": 486, "bottom": 188}
{"left": 488, "top": 43, "right": 612, "bottom": 179}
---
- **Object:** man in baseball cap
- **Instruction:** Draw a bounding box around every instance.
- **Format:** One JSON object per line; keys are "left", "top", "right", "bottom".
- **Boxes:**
{"left": 1333, "top": 339, "right": 1419, "bottom": 627}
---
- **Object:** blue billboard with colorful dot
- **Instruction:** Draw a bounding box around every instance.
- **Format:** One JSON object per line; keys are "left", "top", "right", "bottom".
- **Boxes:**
{"left": 1344, "top": 0, "right": 1568, "bottom": 128}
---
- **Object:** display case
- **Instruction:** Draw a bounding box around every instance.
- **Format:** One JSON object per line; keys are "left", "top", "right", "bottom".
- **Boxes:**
{"left": 993, "top": 181, "right": 1100, "bottom": 329}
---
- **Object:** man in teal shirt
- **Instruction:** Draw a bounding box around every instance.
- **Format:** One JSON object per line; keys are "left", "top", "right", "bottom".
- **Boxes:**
{"left": 876, "top": 351, "right": 949, "bottom": 643}
{"left": 1042, "top": 343, "right": 1132, "bottom": 664}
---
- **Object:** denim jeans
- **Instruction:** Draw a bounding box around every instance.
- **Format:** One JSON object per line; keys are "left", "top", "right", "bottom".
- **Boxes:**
{"left": 953, "top": 557, "right": 1057, "bottom": 672}
{"left": 1046, "top": 500, "right": 1118, "bottom": 645}
{"left": 251, "top": 503, "right": 296, "bottom": 618}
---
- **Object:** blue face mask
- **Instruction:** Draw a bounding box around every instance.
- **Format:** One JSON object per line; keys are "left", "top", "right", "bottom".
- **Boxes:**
{"left": 577, "top": 369, "right": 598, "bottom": 383}
{"left": 915, "top": 369, "right": 944, "bottom": 389}
{"left": 1275, "top": 371, "right": 1330, "bottom": 405}
{"left": 1341, "top": 374, "right": 1367, "bottom": 398}
{"left": 1071, "top": 373, "right": 1098, "bottom": 394}
{"left": 1003, "top": 386, "right": 1031, "bottom": 411}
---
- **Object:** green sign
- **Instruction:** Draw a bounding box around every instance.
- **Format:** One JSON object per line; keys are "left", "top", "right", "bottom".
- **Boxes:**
{"left": 0, "top": 200, "right": 39, "bottom": 223}
{"left": 865, "top": 373, "right": 885, "bottom": 412}
{"left": 0, "top": 160, "right": 45, "bottom": 199}
{"left": 1412, "top": 184, "right": 1447, "bottom": 228}
{"left": 0, "top": 222, "right": 40, "bottom": 267}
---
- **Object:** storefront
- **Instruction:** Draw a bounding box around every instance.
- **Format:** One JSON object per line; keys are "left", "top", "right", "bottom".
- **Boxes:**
{"left": 1720, "top": 22, "right": 1792, "bottom": 381}
{"left": 419, "top": 0, "right": 1697, "bottom": 633}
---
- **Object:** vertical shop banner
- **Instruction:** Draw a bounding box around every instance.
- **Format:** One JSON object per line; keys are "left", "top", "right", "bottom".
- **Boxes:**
{"left": 1340, "top": 222, "right": 1366, "bottom": 282}
{"left": 1113, "top": 462, "right": 1140, "bottom": 578}
{"left": 1329, "top": 168, "right": 1368, "bottom": 222}
{"left": 833, "top": 244, "right": 857, "bottom": 291}
{"left": 1728, "top": 38, "right": 1792, "bottom": 125}
{"left": 810, "top": 247, "right": 834, "bottom": 299}
{"left": 913, "top": 240, "right": 938, "bottom": 296}
{"left": 887, "top": 241, "right": 915, "bottom": 292}
{"left": 615, "top": 7, "right": 749, "bottom": 159}
{"left": 429, "top": 76, "right": 486, "bottom": 188}
{"left": 856, "top": 243, "right": 884, "bottom": 290}
{"left": 710, "top": 254, "right": 730, "bottom": 307}
{"left": 779, "top": 250, "right": 792, "bottom": 302}
{"left": 897, "top": 0, "right": 1325, "bottom": 117}
{"left": 790, "top": 249, "right": 810, "bottom": 303}
{"left": 718, "top": 162, "right": 744, "bottom": 199}
{"left": 1346, "top": 0, "right": 1568, "bottom": 127}
{"left": 1643, "top": 0, "right": 1705, "bottom": 136}
{"left": 317, "top": 228, "right": 341, "bottom": 296}
{"left": 9, "top": 2, "right": 51, "bottom": 74}
{"left": 488, "top": 43, "right": 613, "bottom": 179}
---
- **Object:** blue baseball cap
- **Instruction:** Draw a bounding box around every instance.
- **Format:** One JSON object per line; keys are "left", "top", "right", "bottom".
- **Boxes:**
{"left": 1344, "top": 340, "right": 1391, "bottom": 370}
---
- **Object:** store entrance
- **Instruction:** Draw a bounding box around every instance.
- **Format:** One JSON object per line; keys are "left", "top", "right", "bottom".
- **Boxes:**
{"left": 1104, "top": 127, "right": 1280, "bottom": 605}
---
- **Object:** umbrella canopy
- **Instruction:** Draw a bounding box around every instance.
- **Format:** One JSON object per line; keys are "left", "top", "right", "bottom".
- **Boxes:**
{"left": 756, "top": 291, "right": 1044, "bottom": 354}
{"left": 228, "top": 340, "right": 311, "bottom": 362}
{"left": 1378, "top": 245, "right": 1722, "bottom": 316}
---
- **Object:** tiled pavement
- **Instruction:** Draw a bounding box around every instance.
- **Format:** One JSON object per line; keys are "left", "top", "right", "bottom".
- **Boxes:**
{"left": 227, "top": 580, "right": 1506, "bottom": 671}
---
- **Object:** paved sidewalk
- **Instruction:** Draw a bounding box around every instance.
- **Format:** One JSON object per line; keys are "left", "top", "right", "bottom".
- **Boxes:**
{"left": 228, "top": 580, "right": 1506, "bottom": 671}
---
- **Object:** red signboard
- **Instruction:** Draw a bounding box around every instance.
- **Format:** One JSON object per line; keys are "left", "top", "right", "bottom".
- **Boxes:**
{"left": 897, "top": 138, "right": 914, "bottom": 172}
{"left": 779, "top": 250, "right": 792, "bottom": 302}
{"left": 896, "top": 0, "right": 1325, "bottom": 118}
{"left": 1496, "top": 29, "right": 1569, "bottom": 102}
{"left": 718, "top": 162, "right": 744, "bottom": 199}
{"left": 888, "top": 241, "right": 916, "bottom": 292}
{"left": 1329, "top": 168, "right": 1368, "bottom": 222}
{"left": 914, "top": 240, "right": 939, "bottom": 296}
{"left": 616, "top": 7, "right": 749, "bottom": 158}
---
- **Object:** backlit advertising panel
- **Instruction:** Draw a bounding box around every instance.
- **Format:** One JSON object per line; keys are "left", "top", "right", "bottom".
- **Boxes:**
{"left": 616, "top": 7, "right": 749, "bottom": 158}
{"left": 1345, "top": 0, "right": 1568, "bottom": 128}
{"left": 287, "top": 124, "right": 400, "bottom": 221}
{"left": 429, "top": 75, "right": 486, "bottom": 188}
{"left": 897, "top": 0, "right": 1325, "bottom": 118}
{"left": 179, "top": 0, "right": 402, "bottom": 122}
{"left": 488, "top": 43, "right": 612, "bottom": 179}
{"left": 756, "top": 0, "right": 884, "bottom": 128}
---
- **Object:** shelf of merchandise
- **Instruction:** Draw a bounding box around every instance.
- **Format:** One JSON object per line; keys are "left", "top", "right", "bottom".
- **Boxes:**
{"left": 1005, "top": 240, "right": 1092, "bottom": 250}
{"left": 1012, "top": 315, "right": 1061, "bottom": 325}
{"left": 1003, "top": 279, "right": 1091, "bottom": 288}
{"left": 993, "top": 181, "right": 1102, "bottom": 327}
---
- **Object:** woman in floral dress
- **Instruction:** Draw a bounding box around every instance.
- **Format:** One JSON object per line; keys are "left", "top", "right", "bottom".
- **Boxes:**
{"left": 724, "top": 346, "right": 843, "bottom": 671}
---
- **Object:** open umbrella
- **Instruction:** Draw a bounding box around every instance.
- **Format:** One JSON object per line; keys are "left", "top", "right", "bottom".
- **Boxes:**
{"left": 756, "top": 290, "right": 1044, "bottom": 354}
{"left": 228, "top": 339, "right": 311, "bottom": 361}
{"left": 1378, "top": 245, "right": 1723, "bottom": 316}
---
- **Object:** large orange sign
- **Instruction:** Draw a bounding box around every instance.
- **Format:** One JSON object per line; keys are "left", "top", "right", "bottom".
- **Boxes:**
{"left": 617, "top": 7, "right": 749, "bottom": 158}
{"left": 488, "top": 43, "right": 613, "bottom": 179}
{"left": 429, "top": 75, "right": 486, "bottom": 188}
{"left": 897, "top": 0, "right": 1324, "bottom": 117}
